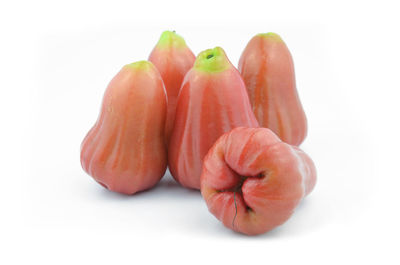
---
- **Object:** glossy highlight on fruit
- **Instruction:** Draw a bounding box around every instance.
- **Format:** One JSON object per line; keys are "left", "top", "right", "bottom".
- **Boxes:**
{"left": 238, "top": 33, "right": 307, "bottom": 146}
{"left": 149, "top": 31, "right": 195, "bottom": 144}
{"left": 80, "top": 61, "right": 167, "bottom": 195}
{"left": 201, "top": 127, "right": 316, "bottom": 235}
{"left": 168, "top": 47, "right": 259, "bottom": 190}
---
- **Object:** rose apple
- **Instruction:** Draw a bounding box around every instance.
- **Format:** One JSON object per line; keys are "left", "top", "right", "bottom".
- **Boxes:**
{"left": 201, "top": 127, "right": 316, "bottom": 235}
{"left": 239, "top": 33, "right": 307, "bottom": 146}
{"left": 149, "top": 31, "right": 195, "bottom": 144}
{"left": 168, "top": 47, "right": 259, "bottom": 189}
{"left": 80, "top": 61, "right": 167, "bottom": 195}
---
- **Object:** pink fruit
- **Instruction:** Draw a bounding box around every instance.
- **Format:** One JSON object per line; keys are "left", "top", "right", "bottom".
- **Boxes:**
{"left": 239, "top": 33, "right": 307, "bottom": 146}
{"left": 201, "top": 127, "right": 316, "bottom": 235}
{"left": 80, "top": 61, "right": 167, "bottom": 195}
{"left": 149, "top": 31, "right": 195, "bottom": 144}
{"left": 168, "top": 47, "right": 259, "bottom": 190}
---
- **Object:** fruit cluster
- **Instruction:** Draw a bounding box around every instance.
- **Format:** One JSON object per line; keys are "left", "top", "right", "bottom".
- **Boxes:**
{"left": 80, "top": 31, "right": 316, "bottom": 236}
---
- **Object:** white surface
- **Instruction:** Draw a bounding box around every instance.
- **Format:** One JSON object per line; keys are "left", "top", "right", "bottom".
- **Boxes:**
{"left": 1, "top": 0, "right": 400, "bottom": 264}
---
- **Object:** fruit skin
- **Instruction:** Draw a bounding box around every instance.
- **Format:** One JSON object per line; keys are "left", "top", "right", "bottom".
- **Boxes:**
{"left": 168, "top": 47, "right": 259, "bottom": 190}
{"left": 238, "top": 33, "right": 307, "bottom": 146}
{"left": 149, "top": 31, "right": 195, "bottom": 144}
{"left": 80, "top": 61, "right": 167, "bottom": 195}
{"left": 200, "top": 127, "right": 316, "bottom": 235}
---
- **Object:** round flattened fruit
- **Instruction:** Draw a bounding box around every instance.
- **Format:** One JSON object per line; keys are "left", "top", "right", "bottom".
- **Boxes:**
{"left": 200, "top": 127, "right": 316, "bottom": 235}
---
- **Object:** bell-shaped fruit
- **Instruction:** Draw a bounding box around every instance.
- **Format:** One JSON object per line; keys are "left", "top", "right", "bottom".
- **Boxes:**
{"left": 168, "top": 47, "right": 259, "bottom": 190}
{"left": 149, "top": 31, "right": 195, "bottom": 144}
{"left": 80, "top": 61, "right": 168, "bottom": 195}
{"left": 238, "top": 33, "right": 307, "bottom": 146}
{"left": 201, "top": 127, "right": 316, "bottom": 235}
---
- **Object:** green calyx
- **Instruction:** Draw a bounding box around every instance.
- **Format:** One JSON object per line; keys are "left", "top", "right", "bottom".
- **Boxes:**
{"left": 194, "top": 47, "right": 231, "bottom": 73}
{"left": 256, "top": 32, "right": 284, "bottom": 42}
{"left": 125, "top": 60, "right": 154, "bottom": 71}
{"left": 156, "top": 30, "right": 187, "bottom": 50}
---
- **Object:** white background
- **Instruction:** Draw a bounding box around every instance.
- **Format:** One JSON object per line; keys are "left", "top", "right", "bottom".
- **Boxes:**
{"left": 1, "top": 0, "right": 399, "bottom": 264}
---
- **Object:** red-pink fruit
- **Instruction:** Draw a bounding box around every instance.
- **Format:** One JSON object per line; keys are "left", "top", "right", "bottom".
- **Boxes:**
{"left": 201, "top": 127, "right": 316, "bottom": 235}
{"left": 168, "top": 47, "right": 259, "bottom": 190}
{"left": 239, "top": 33, "right": 307, "bottom": 146}
{"left": 149, "top": 31, "right": 195, "bottom": 144}
{"left": 80, "top": 61, "right": 167, "bottom": 195}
